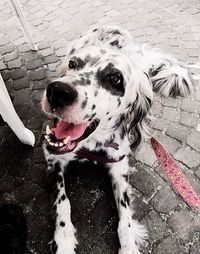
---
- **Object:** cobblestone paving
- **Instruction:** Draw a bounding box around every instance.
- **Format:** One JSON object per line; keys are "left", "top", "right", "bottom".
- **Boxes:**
{"left": 0, "top": 0, "right": 200, "bottom": 253}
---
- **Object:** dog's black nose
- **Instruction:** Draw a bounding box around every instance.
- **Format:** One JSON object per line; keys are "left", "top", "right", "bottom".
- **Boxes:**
{"left": 46, "top": 81, "right": 78, "bottom": 108}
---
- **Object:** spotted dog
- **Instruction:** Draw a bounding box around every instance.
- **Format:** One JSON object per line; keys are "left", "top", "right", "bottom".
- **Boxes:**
{"left": 41, "top": 26, "right": 193, "bottom": 254}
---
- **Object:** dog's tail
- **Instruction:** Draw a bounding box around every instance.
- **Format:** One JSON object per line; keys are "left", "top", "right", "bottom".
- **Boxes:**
{"left": 143, "top": 47, "right": 194, "bottom": 97}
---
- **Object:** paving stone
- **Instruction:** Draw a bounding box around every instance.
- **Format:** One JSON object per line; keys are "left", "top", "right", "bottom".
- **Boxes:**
{"left": 17, "top": 43, "right": 32, "bottom": 53}
{"left": 181, "top": 98, "right": 200, "bottom": 114}
{"left": 168, "top": 210, "right": 200, "bottom": 241}
{"left": 10, "top": 67, "right": 27, "bottom": 79}
{"left": 153, "top": 236, "right": 184, "bottom": 254}
{"left": 39, "top": 47, "right": 55, "bottom": 57}
{"left": 155, "top": 132, "right": 181, "bottom": 155}
{"left": 150, "top": 185, "right": 180, "bottom": 213}
{"left": 1, "top": 70, "right": 11, "bottom": 81}
{"left": 26, "top": 59, "right": 43, "bottom": 70}
{"left": 174, "top": 146, "right": 200, "bottom": 168}
{"left": 134, "top": 141, "right": 157, "bottom": 166}
{"left": 180, "top": 111, "right": 198, "bottom": 127}
{"left": 28, "top": 69, "right": 46, "bottom": 80}
{"left": 7, "top": 58, "right": 22, "bottom": 69}
{"left": 43, "top": 54, "right": 59, "bottom": 64}
{"left": 3, "top": 49, "right": 18, "bottom": 61}
{"left": 13, "top": 88, "right": 32, "bottom": 118}
{"left": 166, "top": 123, "right": 190, "bottom": 142}
{"left": 142, "top": 210, "right": 168, "bottom": 243}
{"left": 0, "top": 44, "right": 15, "bottom": 54}
{"left": 194, "top": 168, "right": 200, "bottom": 180}
{"left": 187, "top": 129, "right": 200, "bottom": 152}
{"left": 151, "top": 101, "right": 162, "bottom": 116}
{"left": 21, "top": 51, "right": 39, "bottom": 61}
{"left": 190, "top": 241, "right": 200, "bottom": 254}
{"left": 130, "top": 164, "right": 164, "bottom": 198}
{"left": 30, "top": 79, "right": 48, "bottom": 90}
{"left": 13, "top": 77, "right": 30, "bottom": 90}
{"left": 152, "top": 118, "right": 169, "bottom": 131}
{"left": 162, "top": 107, "right": 180, "bottom": 123}
{"left": 0, "top": 60, "right": 6, "bottom": 70}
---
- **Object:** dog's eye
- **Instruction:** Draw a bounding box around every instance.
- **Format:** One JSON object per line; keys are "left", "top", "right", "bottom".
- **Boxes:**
{"left": 108, "top": 72, "right": 123, "bottom": 86}
{"left": 68, "top": 59, "right": 77, "bottom": 69}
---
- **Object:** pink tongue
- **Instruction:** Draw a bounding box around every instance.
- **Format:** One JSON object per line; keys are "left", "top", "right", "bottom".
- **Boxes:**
{"left": 52, "top": 120, "right": 88, "bottom": 140}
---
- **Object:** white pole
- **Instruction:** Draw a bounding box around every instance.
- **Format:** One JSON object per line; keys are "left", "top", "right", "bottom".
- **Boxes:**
{"left": 0, "top": 74, "right": 35, "bottom": 146}
{"left": 9, "top": 0, "right": 37, "bottom": 51}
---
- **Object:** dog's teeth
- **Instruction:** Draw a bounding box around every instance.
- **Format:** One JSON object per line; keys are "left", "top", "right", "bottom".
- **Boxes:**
{"left": 63, "top": 136, "right": 70, "bottom": 145}
{"left": 44, "top": 135, "right": 48, "bottom": 140}
{"left": 47, "top": 138, "right": 51, "bottom": 143}
{"left": 59, "top": 142, "right": 64, "bottom": 147}
{"left": 55, "top": 142, "right": 59, "bottom": 147}
{"left": 49, "top": 141, "right": 54, "bottom": 146}
{"left": 46, "top": 125, "right": 51, "bottom": 135}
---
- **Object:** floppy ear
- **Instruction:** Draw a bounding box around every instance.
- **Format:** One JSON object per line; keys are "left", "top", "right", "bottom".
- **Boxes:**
{"left": 148, "top": 55, "right": 194, "bottom": 97}
{"left": 125, "top": 72, "right": 153, "bottom": 150}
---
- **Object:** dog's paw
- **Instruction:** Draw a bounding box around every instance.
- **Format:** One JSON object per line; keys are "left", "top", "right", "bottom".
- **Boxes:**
{"left": 118, "top": 245, "right": 142, "bottom": 254}
{"left": 50, "top": 223, "right": 78, "bottom": 254}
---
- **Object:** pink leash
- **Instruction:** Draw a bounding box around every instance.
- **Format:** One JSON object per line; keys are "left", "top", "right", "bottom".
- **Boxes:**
{"left": 151, "top": 137, "right": 200, "bottom": 213}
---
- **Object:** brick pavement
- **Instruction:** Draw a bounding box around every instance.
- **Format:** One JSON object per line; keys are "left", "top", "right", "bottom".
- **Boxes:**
{"left": 0, "top": 0, "right": 200, "bottom": 253}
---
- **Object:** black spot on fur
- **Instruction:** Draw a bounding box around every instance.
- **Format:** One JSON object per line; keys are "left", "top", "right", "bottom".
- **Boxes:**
{"left": 128, "top": 223, "right": 131, "bottom": 228}
{"left": 60, "top": 221, "right": 65, "bottom": 227}
{"left": 84, "top": 114, "right": 90, "bottom": 119}
{"left": 110, "top": 40, "right": 122, "bottom": 49}
{"left": 123, "top": 191, "right": 130, "bottom": 206}
{"left": 93, "top": 28, "right": 97, "bottom": 32}
{"left": 92, "top": 104, "right": 96, "bottom": 110}
{"left": 61, "top": 194, "right": 66, "bottom": 201}
{"left": 81, "top": 96, "right": 88, "bottom": 109}
{"left": 121, "top": 199, "right": 127, "bottom": 208}
{"left": 106, "top": 112, "right": 109, "bottom": 115}
{"left": 94, "top": 90, "right": 98, "bottom": 97}
{"left": 122, "top": 174, "right": 128, "bottom": 182}
{"left": 95, "top": 142, "right": 102, "bottom": 148}
{"left": 60, "top": 182, "right": 64, "bottom": 188}
{"left": 109, "top": 29, "right": 122, "bottom": 35}
{"left": 86, "top": 79, "right": 91, "bottom": 85}
{"left": 88, "top": 113, "right": 96, "bottom": 122}
{"left": 117, "top": 97, "right": 121, "bottom": 107}
{"left": 58, "top": 199, "right": 61, "bottom": 204}
{"left": 69, "top": 48, "right": 75, "bottom": 55}
{"left": 108, "top": 117, "right": 112, "bottom": 121}
{"left": 96, "top": 63, "right": 125, "bottom": 96}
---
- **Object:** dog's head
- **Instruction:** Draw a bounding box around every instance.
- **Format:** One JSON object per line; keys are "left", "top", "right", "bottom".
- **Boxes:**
{"left": 42, "top": 46, "right": 153, "bottom": 154}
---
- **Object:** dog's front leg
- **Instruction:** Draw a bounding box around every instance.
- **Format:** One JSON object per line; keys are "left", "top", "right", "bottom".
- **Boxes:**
{"left": 109, "top": 158, "right": 147, "bottom": 254}
{"left": 48, "top": 160, "right": 78, "bottom": 254}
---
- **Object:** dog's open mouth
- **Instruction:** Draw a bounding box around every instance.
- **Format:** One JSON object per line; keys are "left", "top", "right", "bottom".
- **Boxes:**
{"left": 45, "top": 118, "right": 99, "bottom": 153}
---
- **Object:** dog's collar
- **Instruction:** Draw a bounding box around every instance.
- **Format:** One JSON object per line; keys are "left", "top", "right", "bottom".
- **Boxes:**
{"left": 75, "top": 149, "right": 125, "bottom": 163}
{"left": 75, "top": 138, "right": 125, "bottom": 163}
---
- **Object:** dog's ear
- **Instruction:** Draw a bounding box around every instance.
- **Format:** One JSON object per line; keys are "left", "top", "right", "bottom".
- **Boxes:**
{"left": 149, "top": 58, "right": 194, "bottom": 97}
{"left": 125, "top": 72, "right": 153, "bottom": 150}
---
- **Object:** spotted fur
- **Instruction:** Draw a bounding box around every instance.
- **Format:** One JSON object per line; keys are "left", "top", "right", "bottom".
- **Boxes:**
{"left": 42, "top": 25, "right": 193, "bottom": 254}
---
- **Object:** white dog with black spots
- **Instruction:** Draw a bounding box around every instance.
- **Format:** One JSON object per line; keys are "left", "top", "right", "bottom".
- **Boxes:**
{"left": 41, "top": 25, "right": 193, "bottom": 254}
